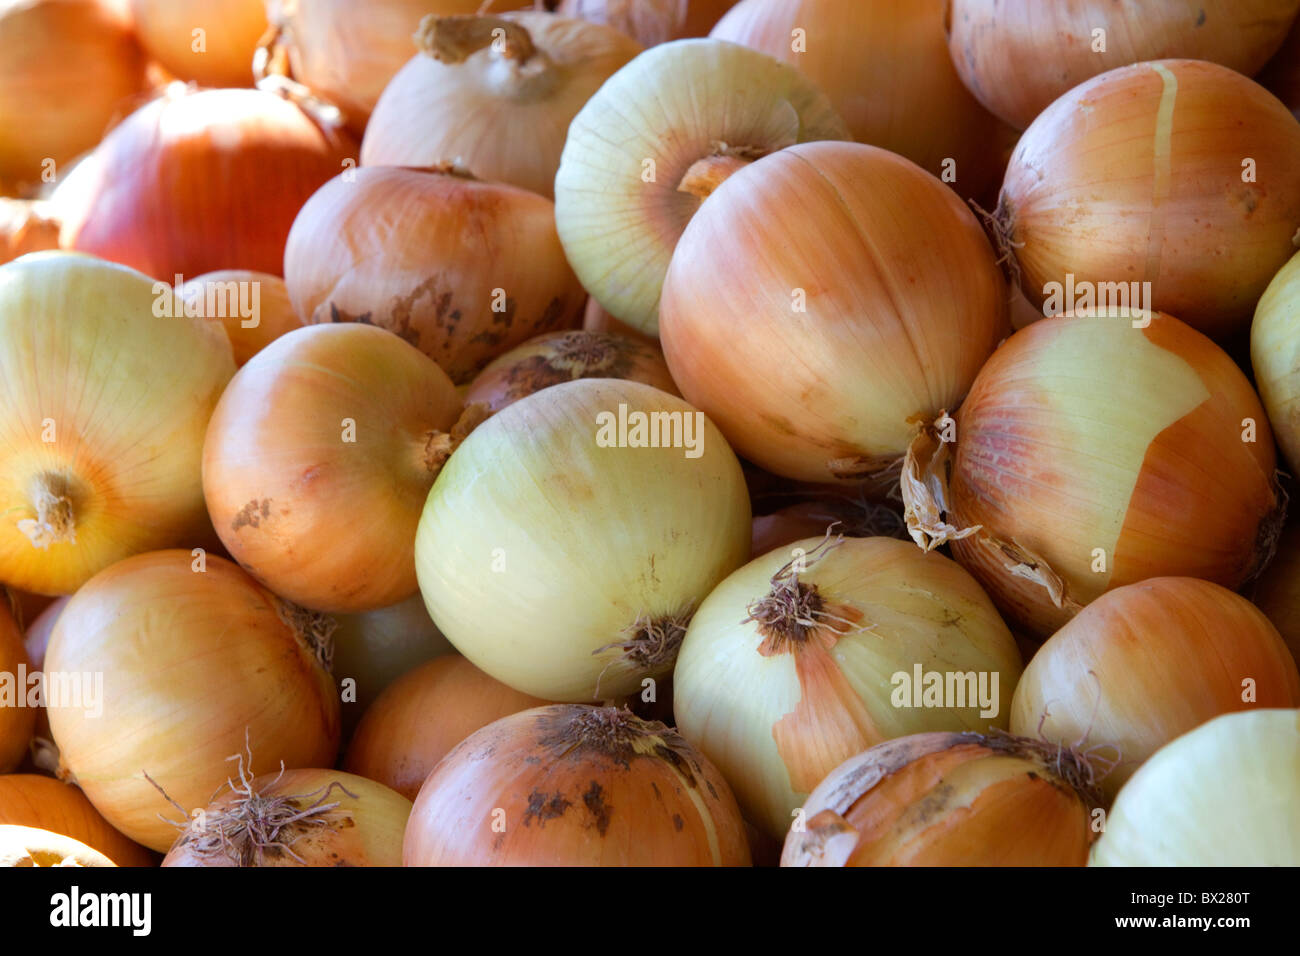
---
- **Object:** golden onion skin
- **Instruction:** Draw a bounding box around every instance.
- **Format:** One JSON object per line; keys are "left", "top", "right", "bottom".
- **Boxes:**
{"left": 0, "top": 602, "right": 34, "bottom": 773}
{"left": 0, "top": 775, "right": 155, "bottom": 867}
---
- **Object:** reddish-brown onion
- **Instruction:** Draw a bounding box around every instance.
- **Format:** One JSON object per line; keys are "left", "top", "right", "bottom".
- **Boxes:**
{"left": 0, "top": 601, "right": 34, "bottom": 773}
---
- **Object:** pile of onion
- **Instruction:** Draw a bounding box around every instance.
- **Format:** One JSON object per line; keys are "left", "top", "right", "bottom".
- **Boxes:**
{"left": 1, "top": 199, "right": 60, "bottom": 265}
{"left": 203, "top": 324, "right": 467, "bottom": 613}
{"left": 464, "top": 330, "right": 678, "bottom": 414}
{"left": 903, "top": 308, "right": 1282, "bottom": 637}
{"left": 996, "top": 59, "right": 1300, "bottom": 339}
{"left": 1091, "top": 709, "right": 1300, "bottom": 866}
{"left": 660, "top": 141, "right": 1006, "bottom": 484}
{"left": 0, "top": 253, "right": 235, "bottom": 596}
{"left": 1010, "top": 578, "right": 1300, "bottom": 801}
{"left": 1252, "top": 250, "right": 1300, "bottom": 474}
{"left": 674, "top": 534, "right": 1023, "bottom": 838}
{"left": 345, "top": 655, "right": 548, "bottom": 799}
{"left": 162, "top": 766, "right": 410, "bottom": 867}
{"left": 554, "top": 37, "right": 849, "bottom": 335}
{"left": 947, "top": 0, "right": 1300, "bottom": 130}
{"left": 559, "top": 0, "right": 736, "bottom": 46}
{"left": 361, "top": 13, "right": 640, "bottom": 199}
{"left": 54, "top": 85, "right": 356, "bottom": 280}
{"left": 0, "top": 599, "right": 34, "bottom": 772}
{"left": 178, "top": 270, "right": 303, "bottom": 366}
{"left": 129, "top": 0, "right": 268, "bottom": 87}
{"left": 782, "top": 731, "right": 1099, "bottom": 866}
{"left": 0, "top": 775, "right": 154, "bottom": 866}
{"left": 404, "top": 704, "right": 752, "bottom": 865}
{"left": 44, "top": 550, "right": 340, "bottom": 851}
{"left": 711, "top": 0, "right": 1008, "bottom": 198}
{"left": 416, "top": 379, "right": 751, "bottom": 702}
{"left": 284, "top": 165, "right": 584, "bottom": 383}
{"left": 0, "top": 0, "right": 148, "bottom": 191}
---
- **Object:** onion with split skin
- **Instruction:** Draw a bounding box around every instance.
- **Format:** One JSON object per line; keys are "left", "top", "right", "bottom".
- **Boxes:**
{"left": 129, "top": 0, "right": 268, "bottom": 87}
{"left": 554, "top": 37, "right": 850, "bottom": 336}
{"left": 559, "top": 0, "right": 736, "bottom": 46}
{"left": 0, "top": 599, "right": 35, "bottom": 772}
{"left": 179, "top": 270, "right": 303, "bottom": 367}
{"left": 403, "top": 704, "right": 752, "bottom": 866}
{"left": 0, "top": 775, "right": 154, "bottom": 867}
{"left": 361, "top": 13, "right": 641, "bottom": 199}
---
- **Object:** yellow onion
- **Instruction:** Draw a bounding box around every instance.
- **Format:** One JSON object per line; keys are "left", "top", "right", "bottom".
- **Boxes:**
{"left": 0, "top": 599, "right": 34, "bottom": 772}
{"left": 0, "top": 774, "right": 154, "bottom": 867}
{"left": 559, "top": 0, "right": 736, "bottom": 46}
{"left": 660, "top": 141, "right": 1006, "bottom": 484}
{"left": 997, "top": 59, "right": 1300, "bottom": 339}
{"left": 674, "top": 535, "right": 1023, "bottom": 839}
{"left": 1252, "top": 522, "right": 1300, "bottom": 665}
{"left": 345, "top": 655, "right": 548, "bottom": 799}
{"left": 1252, "top": 250, "right": 1300, "bottom": 474}
{"left": 179, "top": 270, "right": 303, "bottom": 367}
{"left": 203, "top": 324, "right": 466, "bottom": 613}
{"left": 162, "top": 767, "right": 410, "bottom": 867}
{"left": 404, "top": 704, "right": 752, "bottom": 865}
{"left": 0, "top": 199, "right": 60, "bottom": 266}
{"left": 0, "top": 253, "right": 235, "bottom": 595}
{"left": 1091, "top": 709, "right": 1300, "bottom": 865}
{"left": 0, "top": 825, "right": 115, "bottom": 867}
{"left": 361, "top": 13, "right": 640, "bottom": 199}
{"left": 904, "top": 309, "right": 1281, "bottom": 637}
{"left": 0, "top": 0, "right": 148, "bottom": 191}
{"left": 711, "top": 0, "right": 1007, "bottom": 197}
{"left": 54, "top": 85, "right": 356, "bottom": 281}
{"left": 416, "top": 378, "right": 751, "bottom": 701}
{"left": 129, "top": 0, "right": 267, "bottom": 87}
{"left": 464, "top": 330, "right": 678, "bottom": 414}
{"left": 1011, "top": 578, "right": 1300, "bottom": 801}
{"left": 44, "top": 550, "right": 340, "bottom": 851}
{"left": 554, "top": 37, "right": 850, "bottom": 335}
{"left": 284, "top": 165, "right": 584, "bottom": 383}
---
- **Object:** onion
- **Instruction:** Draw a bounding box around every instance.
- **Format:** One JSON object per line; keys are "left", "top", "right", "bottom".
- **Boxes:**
{"left": 782, "top": 731, "right": 1098, "bottom": 866}
{"left": 0, "top": 600, "right": 34, "bottom": 772}
{"left": 162, "top": 766, "right": 410, "bottom": 867}
{"left": 44, "top": 550, "right": 340, "bottom": 851}
{"left": 904, "top": 309, "right": 1283, "bottom": 637}
{"left": 996, "top": 59, "right": 1300, "bottom": 340}
{"left": 0, "top": 253, "right": 235, "bottom": 596}
{"left": 203, "top": 324, "right": 466, "bottom": 613}
{"left": 179, "top": 270, "right": 303, "bottom": 367}
{"left": 660, "top": 141, "right": 1006, "bottom": 484}
{"left": 0, "top": 0, "right": 148, "bottom": 191}
{"left": 464, "top": 330, "right": 678, "bottom": 414}
{"left": 674, "top": 534, "right": 1023, "bottom": 838}
{"left": 554, "top": 37, "right": 850, "bottom": 335}
{"left": 0, "top": 199, "right": 60, "bottom": 266}
{"left": 1091, "top": 709, "right": 1300, "bottom": 865}
{"left": 0, "top": 774, "right": 154, "bottom": 866}
{"left": 284, "top": 165, "right": 584, "bottom": 384}
{"left": 1260, "top": 14, "right": 1300, "bottom": 118}
{"left": 345, "top": 655, "right": 548, "bottom": 799}
{"left": 129, "top": 0, "right": 267, "bottom": 87}
{"left": 361, "top": 13, "right": 640, "bottom": 199}
{"left": 1252, "top": 522, "right": 1300, "bottom": 665}
{"left": 1252, "top": 250, "right": 1300, "bottom": 475}
{"left": 1010, "top": 578, "right": 1300, "bottom": 801}
{"left": 0, "top": 825, "right": 115, "bottom": 867}
{"left": 21, "top": 596, "right": 68, "bottom": 671}
{"left": 404, "top": 704, "right": 752, "bottom": 865}
{"left": 54, "top": 85, "right": 356, "bottom": 280}
{"left": 947, "top": 0, "right": 1300, "bottom": 130}
{"left": 749, "top": 499, "right": 907, "bottom": 559}
{"left": 582, "top": 297, "right": 657, "bottom": 345}
{"left": 416, "top": 378, "right": 751, "bottom": 701}
{"left": 711, "top": 0, "right": 1007, "bottom": 198}
{"left": 559, "top": 0, "right": 735, "bottom": 46}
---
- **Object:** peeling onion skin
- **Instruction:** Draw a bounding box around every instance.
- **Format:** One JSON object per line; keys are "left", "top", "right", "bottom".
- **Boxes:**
{"left": 781, "top": 732, "right": 1097, "bottom": 867}
{"left": 1090, "top": 709, "right": 1300, "bottom": 866}
{"left": 403, "top": 705, "right": 752, "bottom": 866}
{"left": 1251, "top": 522, "right": 1300, "bottom": 666}
{"left": 947, "top": 0, "right": 1300, "bottom": 130}
{"left": 0, "top": 775, "right": 155, "bottom": 867}
{"left": 559, "top": 0, "right": 737, "bottom": 46}
{"left": 1010, "top": 578, "right": 1300, "bottom": 802}
{"left": 1000, "top": 60, "right": 1300, "bottom": 340}
{"left": 1252, "top": 251, "right": 1300, "bottom": 476}
{"left": 0, "top": 602, "right": 34, "bottom": 773}
{"left": 946, "top": 310, "right": 1280, "bottom": 638}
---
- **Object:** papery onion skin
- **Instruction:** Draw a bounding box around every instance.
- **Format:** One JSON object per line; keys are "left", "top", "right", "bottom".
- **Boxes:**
{"left": 0, "top": 601, "right": 35, "bottom": 772}
{"left": 464, "top": 330, "right": 678, "bottom": 414}
{"left": 0, "top": 775, "right": 155, "bottom": 867}
{"left": 1010, "top": 578, "right": 1300, "bottom": 801}
{"left": 1252, "top": 522, "right": 1300, "bottom": 666}
{"left": 0, "top": 253, "right": 235, "bottom": 596}
{"left": 404, "top": 704, "right": 752, "bottom": 866}
{"left": 416, "top": 378, "right": 751, "bottom": 702}
{"left": 162, "top": 769, "right": 410, "bottom": 867}
{"left": 361, "top": 13, "right": 641, "bottom": 199}
{"left": 0, "top": 824, "right": 116, "bottom": 867}
{"left": 660, "top": 141, "right": 1006, "bottom": 484}
{"left": 180, "top": 270, "right": 303, "bottom": 367}
{"left": 554, "top": 37, "right": 850, "bottom": 335}
{"left": 345, "top": 655, "right": 548, "bottom": 799}
{"left": 947, "top": 0, "right": 1300, "bottom": 130}
{"left": 203, "top": 324, "right": 463, "bottom": 613}
{"left": 130, "top": 0, "right": 268, "bottom": 87}
{"left": 1000, "top": 59, "right": 1300, "bottom": 339}
{"left": 782, "top": 731, "right": 1097, "bottom": 866}
{"left": 1251, "top": 251, "right": 1300, "bottom": 475}
{"left": 559, "top": 0, "right": 736, "bottom": 46}
{"left": 674, "top": 535, "right": 1023, "bottom": 839}
{"left": 942, "top": 309, "right": 1280, "bottom": 637}
{"left": 285, "top": 165, "right": 584, "bottom": 383}
{"left": 55, "top": 87, "right": 356, "bottom": 281}
{"left": 1090, "top": 709, "right": 1300, "bottom": 866}
{"left": 44, "top": 550, "right": 340, "bottom": 851}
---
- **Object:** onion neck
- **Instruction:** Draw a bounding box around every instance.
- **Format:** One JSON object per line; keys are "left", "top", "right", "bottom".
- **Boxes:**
{"left": 18, "top": 472, "right": 79, "bottom": 550}
{"left": 275, "top": 599, "right": 337, "bottom": 674}
{"left": 676, "top": 146, "right": 767, "bottom": 201}
{"left": 421, "top": 403, "right": 491, "bottom": 476}
{"left": 417, "top": 14, "right": 540, "bottom": 65}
